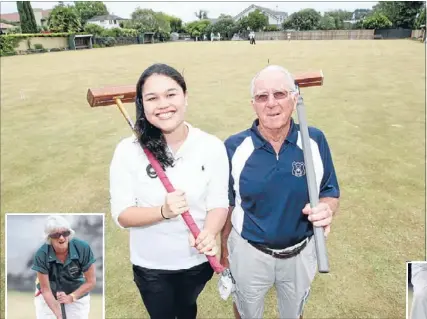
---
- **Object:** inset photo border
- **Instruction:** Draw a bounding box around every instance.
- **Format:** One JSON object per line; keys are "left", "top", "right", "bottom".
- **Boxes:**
{"left": 5, "top": 213, "right": 105, "bottom": 319}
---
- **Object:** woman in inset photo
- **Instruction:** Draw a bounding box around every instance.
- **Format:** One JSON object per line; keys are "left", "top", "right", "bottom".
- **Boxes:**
{"left": 32, "top": 215, "right": 97, "bottom": 319}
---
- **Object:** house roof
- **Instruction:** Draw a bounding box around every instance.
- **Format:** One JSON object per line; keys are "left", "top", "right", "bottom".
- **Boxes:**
{"left": 0, "top": 23, "right": 15, "bottom": 29}
{"left": 0, "top": 12, "right": 20, "bottom": 22}
{"left": 234, "top": 4, "right": 288, "bottom": 21}
{"left": 0, "top": 8, "right": 51, "bottom": 22}
{"left": 87, "top": 14, "right": 125, "bottom": 22}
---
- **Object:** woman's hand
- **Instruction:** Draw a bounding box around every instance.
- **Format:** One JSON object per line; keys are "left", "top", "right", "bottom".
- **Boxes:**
{"left": 162, "top": 190, "right": 189, "bottom": 219}
{"left": 188, "top": 230, "right": 218, "bottom": 256}
{"left": 57, "top": 291, "right": 73, "bottom": 304}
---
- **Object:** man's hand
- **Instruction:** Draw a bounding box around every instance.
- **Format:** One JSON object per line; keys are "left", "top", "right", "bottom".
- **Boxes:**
{"left": 57, "top": 291, "right": 73, "bottom": 304}
{"left": 302, "top": 202, "right": 333, "bottom": 237}
{"left": 188, "top": 230, "right": 218, "bottom": 256}
{"left": 162, "top": 190, "right": 189, "bottom": 219}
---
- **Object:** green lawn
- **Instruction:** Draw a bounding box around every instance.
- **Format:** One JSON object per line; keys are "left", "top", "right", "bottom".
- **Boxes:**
{"left": 1, "top": 40, "right": 425, "bottom": 318}
{"left": 6, "top": 290, "right": 103, "bottom": 319}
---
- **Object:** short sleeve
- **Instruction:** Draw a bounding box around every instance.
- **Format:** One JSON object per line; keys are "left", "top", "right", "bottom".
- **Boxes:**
{"left": 205, "top": 139, "right": 230, "bottom": 211}
{"left": 31, "top": 249, "right": 49, "bottom": 274}
{"left": 318, "top": 132, "right": 340, "bottom": 199}
{"left": 79, "top": 241, "right": 96, "bottom": 272}
{"left": 110, "top": 138, "right": 137, "bottom": 228}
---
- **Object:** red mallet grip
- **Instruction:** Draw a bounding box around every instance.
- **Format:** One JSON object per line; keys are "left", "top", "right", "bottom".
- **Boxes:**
{"left": 143, "top": 148, "right": 225, "bottom": 274}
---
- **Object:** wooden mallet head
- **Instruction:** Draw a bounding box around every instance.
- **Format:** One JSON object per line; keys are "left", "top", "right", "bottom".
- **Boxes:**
{"left": 86, "top": 70, "right": 323, "bottom": 108}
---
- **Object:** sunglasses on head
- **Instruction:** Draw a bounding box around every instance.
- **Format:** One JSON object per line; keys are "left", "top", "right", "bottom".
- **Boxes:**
{"left": 49, "top": 230, "right": 71, "bottom": 239}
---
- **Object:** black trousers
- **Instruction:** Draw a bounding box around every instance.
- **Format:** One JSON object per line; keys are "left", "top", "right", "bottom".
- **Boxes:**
{"left": 250, "top": 38, "right": 256, "bottom": 45}
{"left": 133, "top": 262, "right": 213, "bottom": 319}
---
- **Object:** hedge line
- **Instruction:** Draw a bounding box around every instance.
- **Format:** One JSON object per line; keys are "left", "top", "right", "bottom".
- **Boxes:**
{"left": 3, "top": 32, "right": 89, "bottom": 38}
{"left": 0, "top": 33, "right": 90, "bottom": 56}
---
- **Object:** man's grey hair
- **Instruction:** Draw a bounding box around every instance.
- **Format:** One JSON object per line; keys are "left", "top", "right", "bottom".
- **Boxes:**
{"left": 250, "top": 65, "right": 296, "bottom": 97}
{"left": 43, "top": 215, "right": 75, "bottom": 244}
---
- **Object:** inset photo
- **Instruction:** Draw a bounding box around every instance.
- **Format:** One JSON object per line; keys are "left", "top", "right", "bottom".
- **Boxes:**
{"left": 408, "top": 261, "right": 427, "bottom": 319}
{"left": 5, "top": 213, "right": 104, "bottom": 319}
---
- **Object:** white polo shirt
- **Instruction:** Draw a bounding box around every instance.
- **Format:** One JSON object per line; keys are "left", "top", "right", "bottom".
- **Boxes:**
{"left": 109, "top": 122, "right": 229, "bottom": 270}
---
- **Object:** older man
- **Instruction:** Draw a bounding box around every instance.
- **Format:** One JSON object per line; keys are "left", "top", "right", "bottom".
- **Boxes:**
{"left": 220, "top": 65, "right": 340, "bottom": 319}
{"left": 411, "top": 262, "right": 427, "bottom": 319}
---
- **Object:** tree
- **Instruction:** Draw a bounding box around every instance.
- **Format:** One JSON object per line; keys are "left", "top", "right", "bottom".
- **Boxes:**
{"left": 74, "top": 1, "right": 108, "bottom": 25}
{"left": 48, "top": 4, "right": 82, "bottom": 32}
{"left": 324, "top": 10, "right": 353, "bottom": 29}
{"left": 129, "top": 8, "right": 161, "bottom": 32}
{"left": 165, "top": 15, "right": 184, "bottom": 33}
{"left": 353, "top": 8, "right": 372, "bottom": 20}
{"left": 235, "top": 16, "right": 250, "bottom": 32}
{"left": 362, "top": 12, "right": 392, "bottom": 29}
{"left": 319, "top": 14, "right": 336, "bottom": 30}
{"left": 246, "top": 9, "right": 269, "bottom": 31}
{"left": 17, "top": 1, "right": 38, "bottom": 33}
{"left": 373, "top": 1, "right": 424, "bottom": 28}
{"left": 211, "top": 16, "right": 236, "bottom": 39}
{"left": 185, "top": 19, "right": 210, "bottom": 38}
{"left": 415, "top": 4, "right": 426, "bottom": 28}
{"left": 282, "top": 8, "right": 321, "bottom": 30}
{"left": 154, "top": 12, "right": 172, "bottom": 36}
{"left": 194, "top": 9, "right": 208, "bottom": 20}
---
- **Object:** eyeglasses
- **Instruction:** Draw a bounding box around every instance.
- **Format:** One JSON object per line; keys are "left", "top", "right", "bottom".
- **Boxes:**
{"left": 253, "top": 90, "right": 296, "bottom": 103}
{"left": 49, "top": 230, "right": 71, "bottom": 239}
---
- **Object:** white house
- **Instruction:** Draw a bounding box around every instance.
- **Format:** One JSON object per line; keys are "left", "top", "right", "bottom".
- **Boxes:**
{"left": 86, "top": 14, "right": 126, "bottom": 29}
{"left": 233, "top": 4, "right": 288, "bottom": 28}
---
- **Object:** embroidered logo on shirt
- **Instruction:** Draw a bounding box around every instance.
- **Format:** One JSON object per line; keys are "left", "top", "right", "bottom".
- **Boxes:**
{"left": 292, "top": 162, "right": 306, "bottom": 177}
{"left": 68, "top": 264, "right": 80, "bottom": 277}
{"left": 146, "top": 164, "right": 157, "bottom": 179}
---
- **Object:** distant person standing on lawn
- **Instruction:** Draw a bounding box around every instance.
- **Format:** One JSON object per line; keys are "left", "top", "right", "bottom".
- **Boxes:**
{"left": 109, "top": 63, "right": 229, "bottom": 319}
{"left": 220, "top": 65, "right": 340, "bottom": 319}
{"left": 411, "top": 262, "right": 427, "bottom": 319}
{"left": 32, "top": 215, "right": 97, "bottom": 319}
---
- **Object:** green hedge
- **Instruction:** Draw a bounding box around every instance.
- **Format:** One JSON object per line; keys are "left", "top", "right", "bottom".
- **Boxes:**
{"left": 3, "top": 32, "right": 90, "bottom": 39}
{"left": 0, "top": 36, "right": 22, "bottom": 56}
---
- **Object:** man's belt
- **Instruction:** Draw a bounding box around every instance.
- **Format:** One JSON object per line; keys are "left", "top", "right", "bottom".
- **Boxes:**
{"left": 248, "top": 237, "right": 310, "bottom": 259}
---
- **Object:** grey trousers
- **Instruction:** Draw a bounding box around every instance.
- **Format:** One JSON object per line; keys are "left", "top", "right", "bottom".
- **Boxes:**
{"left": 228, "top": 227, "right": 317, "bottom": 319}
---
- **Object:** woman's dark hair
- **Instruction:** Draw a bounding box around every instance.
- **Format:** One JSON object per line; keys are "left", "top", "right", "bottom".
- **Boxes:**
{"left": 135, "top": 63, "right": 187, "bottom": 170}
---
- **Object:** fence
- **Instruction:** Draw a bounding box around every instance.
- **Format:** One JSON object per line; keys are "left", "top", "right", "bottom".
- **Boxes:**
{"left": 411, "top": 29, "right": 424, "bottom": 39}
{"left": 374, "top": 28, "right": 412, "bottom": 39}
{"left": 254, "top": 30, "right": 375, "bottom": 40}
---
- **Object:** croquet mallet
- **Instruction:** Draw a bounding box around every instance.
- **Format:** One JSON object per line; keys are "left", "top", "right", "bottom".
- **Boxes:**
{"left": 86, "top": 70, "right": 329, "bottom": 274}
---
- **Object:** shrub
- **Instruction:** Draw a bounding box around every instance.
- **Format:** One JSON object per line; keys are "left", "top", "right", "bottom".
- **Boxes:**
{"left": 84, "top": 23, "right": 104, "bottom": 36}
{"left": 34, "top": 43, "right": 43, "bottom": 50}
{"left": 0, "top": 35, "right": 21, "bottom": 56}
{"left": 264, "top": 25, "right": 280, "bottom": 31}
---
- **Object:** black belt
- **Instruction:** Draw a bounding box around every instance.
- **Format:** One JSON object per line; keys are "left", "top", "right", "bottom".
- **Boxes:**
{"left": 248, "top": 237, "right": 309, "bottom": 259}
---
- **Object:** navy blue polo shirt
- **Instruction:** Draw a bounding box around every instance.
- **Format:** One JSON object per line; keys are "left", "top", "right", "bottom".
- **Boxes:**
{"left": 32, "top": 238, "right": 96, "bottom": 298}
{"left": 225, "top": 118, "right": 340, "bottom": 249}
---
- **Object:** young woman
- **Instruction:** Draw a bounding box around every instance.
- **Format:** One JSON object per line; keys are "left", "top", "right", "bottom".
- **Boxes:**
{"left": 32, "top": 215, "right": 97, "bottom": 319}
{"left": 109, "top": 63, "right": 229, "bottom": 319}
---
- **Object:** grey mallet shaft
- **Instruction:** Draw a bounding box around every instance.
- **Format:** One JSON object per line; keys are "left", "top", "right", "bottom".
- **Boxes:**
{"left": 295, "top": 90, "right": 330, "bottom": 273}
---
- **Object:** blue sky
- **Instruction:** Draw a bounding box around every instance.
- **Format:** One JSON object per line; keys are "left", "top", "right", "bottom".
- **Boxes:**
{"left": 1, "top": 1, "right": 378, "bottom": 22}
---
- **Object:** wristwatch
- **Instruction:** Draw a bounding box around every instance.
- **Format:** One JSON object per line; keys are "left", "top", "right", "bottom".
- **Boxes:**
{"left": 70, "top": 293, "right": 77, "bottom": 302}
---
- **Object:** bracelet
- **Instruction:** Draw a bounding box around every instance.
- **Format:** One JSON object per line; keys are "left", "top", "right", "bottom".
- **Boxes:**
{"left": 160, "top": 205, "right": 170, "bottom": 220}
{"left": 70, "top": 293, "right": 76, "bottom": 302}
